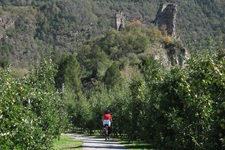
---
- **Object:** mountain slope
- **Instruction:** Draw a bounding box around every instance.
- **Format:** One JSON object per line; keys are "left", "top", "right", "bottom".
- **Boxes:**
{"left": 0, "top": 0, "right": 224, "bottom": 68}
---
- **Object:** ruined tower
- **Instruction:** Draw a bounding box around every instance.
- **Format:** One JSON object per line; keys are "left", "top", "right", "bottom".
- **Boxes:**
{"left": 154, "top": 3, "right": 177, "bottom": 37}
{"left": 116, "top": 11, "right": 126, "bottom": 31}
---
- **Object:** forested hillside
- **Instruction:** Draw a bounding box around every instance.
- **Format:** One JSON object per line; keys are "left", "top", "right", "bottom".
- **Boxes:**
{"left": 1, "top": 0, "right": 225, "bottom": 149}
{"left": 0, "top": 0, "right": 224, "bottom": 68}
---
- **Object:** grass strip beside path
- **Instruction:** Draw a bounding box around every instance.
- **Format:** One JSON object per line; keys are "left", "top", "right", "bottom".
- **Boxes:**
{"left": 53, "top": 134, "right": 83, "bottom": 150}
{"left": 113, "top": 138, "right": 153, "bottom": 150}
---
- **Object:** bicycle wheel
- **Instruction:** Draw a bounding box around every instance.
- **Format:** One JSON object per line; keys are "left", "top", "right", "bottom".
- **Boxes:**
{"left": 104, "top": 128, "right": 108, "bottom": 141}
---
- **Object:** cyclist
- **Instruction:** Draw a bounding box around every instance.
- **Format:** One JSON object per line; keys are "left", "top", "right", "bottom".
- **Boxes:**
{"left": 102, "top": 110, "right": 112, "bottom": 137}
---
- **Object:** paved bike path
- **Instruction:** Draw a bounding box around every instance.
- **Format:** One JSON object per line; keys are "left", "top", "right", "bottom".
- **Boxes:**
{"left": 66, "top": 134, "right": 128, "bottom": 150}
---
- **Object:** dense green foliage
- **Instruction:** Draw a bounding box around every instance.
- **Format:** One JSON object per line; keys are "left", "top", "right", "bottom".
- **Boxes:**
{"left": 77, "top": 23, "right": 166, "bottom": 89}
{"left": 103, "top": 62, "right": 123, "bottom": 89}
{"left": 55, "top": 55, "right": 82, "bottom": 92}
{"left": 147, "top": 51, "right": 225, "bottom": 149}
{"left": 70, "top": 51, "right": 225, "bottom": 149}
{"left": 0, "top": 58, "right": 63, "bottom": 149}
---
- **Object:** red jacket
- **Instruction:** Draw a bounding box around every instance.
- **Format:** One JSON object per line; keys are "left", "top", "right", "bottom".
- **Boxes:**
{"left": 103, "top": 113, "right": 112, "bottom": 121}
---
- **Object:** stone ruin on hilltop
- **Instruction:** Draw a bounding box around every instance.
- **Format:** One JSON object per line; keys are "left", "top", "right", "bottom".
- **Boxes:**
{"left": 154, "top": 3, "right": 177, "bottom": 38}
{"left": 116, "top": 11, "right": 126, "bottom": 31}
{"left": 115, "top": 3, "right": 177, "bottom": 38}
{"left": 115, "top": 3, "right": 189, "bottom": 67}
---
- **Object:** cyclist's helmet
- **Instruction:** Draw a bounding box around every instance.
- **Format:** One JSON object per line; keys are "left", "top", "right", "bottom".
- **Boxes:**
{"left": 105, "top": 110, "right": 110, "bottom": 114}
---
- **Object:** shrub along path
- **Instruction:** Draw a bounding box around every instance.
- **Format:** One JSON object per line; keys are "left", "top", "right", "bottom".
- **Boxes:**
{"left": 66, "top": 134, "right": 128, "bottom": 150}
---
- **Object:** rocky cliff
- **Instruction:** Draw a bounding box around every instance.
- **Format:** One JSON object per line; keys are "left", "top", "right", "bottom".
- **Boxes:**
{"left": 0, "top": 15, "right": 15, "bottom": 29}
{"left": 0, "top": 15, "right": 15, "bottom": 39}
{"left": 154, "top": 3, "right": 189, "bottom": 67}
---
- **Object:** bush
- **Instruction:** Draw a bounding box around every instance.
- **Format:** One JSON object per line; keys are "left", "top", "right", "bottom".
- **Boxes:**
{"left": 0, "top": 57, "right": 63, "bottom": 149}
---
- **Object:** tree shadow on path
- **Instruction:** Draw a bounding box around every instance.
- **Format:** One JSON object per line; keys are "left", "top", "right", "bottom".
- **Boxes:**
{"left": 67, "top": 133, "right": 128, "bottom": 150}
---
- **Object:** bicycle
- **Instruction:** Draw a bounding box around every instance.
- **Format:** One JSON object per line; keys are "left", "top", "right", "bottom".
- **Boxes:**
{"left": 103, "top": 124, "right": 109, "bottom": 141}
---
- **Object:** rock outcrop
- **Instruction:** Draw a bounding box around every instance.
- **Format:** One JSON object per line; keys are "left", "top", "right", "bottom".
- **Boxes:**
{"left": 153, "top": 42, "right": 190, "bottom": 68}
{"left": 0, "top": 16, "right": 15, "bottom": 29}
{"left": 0, "top": 16, "right": 15, "bottom": 40}
{"left": 165, "top": 43, "right": 189, "bottom": 66}
{"left": 153, "top": 3, "right": 190, "bottom": 67}
{"left": 154, "top": 3, "right": 177, "bottom": 37}
{"left": 116, "top": 11, "right": 126, "bottom": 31}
